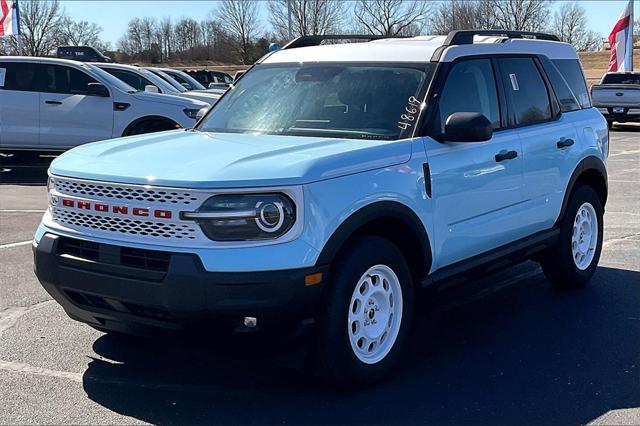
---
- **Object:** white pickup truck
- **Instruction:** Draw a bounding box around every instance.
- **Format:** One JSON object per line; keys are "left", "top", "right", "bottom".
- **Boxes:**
{"left": 591, "top": 72, "right": 640, "bottom": 128}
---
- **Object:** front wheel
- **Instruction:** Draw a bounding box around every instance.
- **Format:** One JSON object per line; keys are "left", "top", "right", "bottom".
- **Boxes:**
{"left": 314, "top": 236, "right": 414, "bottom": 386}
{"left": 539, "top": 185, "right": 604, "bottom": 288}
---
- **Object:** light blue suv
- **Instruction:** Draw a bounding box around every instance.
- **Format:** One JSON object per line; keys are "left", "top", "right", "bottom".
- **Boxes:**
{"left": 34, "top": 31, "right": 609, "bottom": 385}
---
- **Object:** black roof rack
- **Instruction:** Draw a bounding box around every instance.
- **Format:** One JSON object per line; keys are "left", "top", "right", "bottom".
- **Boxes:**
{"left": 431, "top": 29, "right": 561, "bottom": 62}
{"left": 282, "top": 34, "right": 402, "bottom": 50}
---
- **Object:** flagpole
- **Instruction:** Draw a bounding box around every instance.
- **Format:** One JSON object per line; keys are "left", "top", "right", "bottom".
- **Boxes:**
{"left": 14, "top": 0, "right": 22, "bottom": 55}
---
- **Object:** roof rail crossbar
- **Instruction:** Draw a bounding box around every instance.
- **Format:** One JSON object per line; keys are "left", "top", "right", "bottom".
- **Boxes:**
{"left": 282, "top": 34, "right": 399, "bottom": 50}
{"left": 430, "top": 29, "right": 561, "bottom": 62}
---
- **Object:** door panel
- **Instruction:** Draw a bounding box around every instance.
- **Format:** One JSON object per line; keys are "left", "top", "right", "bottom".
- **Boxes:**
{"left": 0, "top": 62, "right": 41, "bottom": 148}
{"left": 518, "top": 118, "right": 578, "bottom": 233}
{"left": 424, "top": 57, "right": 526, "bottom": 270}
{"left": 424, "top": 131, "right": 525, "bottom": 270}
{"left": 38, "top": 64, "right": 113, "bottom": 149}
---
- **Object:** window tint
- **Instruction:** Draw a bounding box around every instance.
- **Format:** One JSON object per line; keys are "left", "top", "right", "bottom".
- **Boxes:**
{"left": 553, "top": 59, "right": 591, "bottom": 108}
{"left": 438, "top": 59, "right": 500, "bottom": 132}
{"left": 41, "top": 65, "right": 100, "bottom": 95}
{"left": 0, "top": 62, "right": 42, "bottom": 92}
{"left": 601, "top": 73, "right": 640, "bottom": 85}
{"left": 104, "top": 68, "right": 153, "bottom": 91}
{"left": 499, "top": 58, "right": 551, "bottom": 126}
{"left": 539, "top": 57, "right": 580, "bottom": 112}
{"left": 199, "top": 63, "right": 434, "bottom": 140}
{"left": 167, "top": 72, "right": 190, "bottom": 87}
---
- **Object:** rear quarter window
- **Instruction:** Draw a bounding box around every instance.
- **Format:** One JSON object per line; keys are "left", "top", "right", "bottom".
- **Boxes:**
{"left": 552, "top": 59, "right": 591, "bottom": 108}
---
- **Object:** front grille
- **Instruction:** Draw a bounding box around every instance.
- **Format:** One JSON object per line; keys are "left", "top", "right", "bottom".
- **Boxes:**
{"left": 58, "top": 238, "right": 100, "bottom": 262}
{"left": 52, "top": 208, "right": 198, "bottom": 240}
{"left": 57, "top": 237, "right": 171, "bottom": 273}
{"left": 121, "top": 247, "right": 170, "bottom": 271}
{"left": 54, "top": 179, "right": 200, "bottom": 206}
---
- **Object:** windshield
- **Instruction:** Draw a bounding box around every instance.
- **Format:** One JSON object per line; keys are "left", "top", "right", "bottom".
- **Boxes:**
{"left": 602, "top": 73, "right": 640, "bottom": 85}
{"left": 84, "top": 63, "right": 137, "bottom": 93}
{"left": 151, "top": 69, "right": 188, "bottom": 92}
{"left": 168, "top": 70, "right": 206, "bottom": 90}
{"left": 198, "top": 63, "right": 435, "bottom": 140}
{"left": 139, "top": 69, "right": 180, "bottom": 93}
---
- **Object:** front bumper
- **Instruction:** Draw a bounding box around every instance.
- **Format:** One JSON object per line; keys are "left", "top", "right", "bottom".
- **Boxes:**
{"left": 596, "top": 107, "right": 640, "bottom": 123}
{"left": 34, "top": 233, "right": 328, "bottom": 334}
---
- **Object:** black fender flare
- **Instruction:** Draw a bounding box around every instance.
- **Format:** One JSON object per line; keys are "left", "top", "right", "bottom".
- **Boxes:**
{"left": 122, "top": 116, "right": 179, "bottom": 136}
{"left": 556, "top": 155, "right": 608, "bottom": 225}
{"left": 315, "top": 201, "right": 432, "bottom": 273}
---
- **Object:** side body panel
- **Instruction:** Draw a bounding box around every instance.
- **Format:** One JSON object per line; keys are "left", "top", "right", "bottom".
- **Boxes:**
{"left": 422, "top": 130, "right": 526, "bottom": 271}
{"left": 0, "top": 88, "right": 40, "bottom": 149}
{"left": 39, "top": 92, "right": 114, "bottom": 149}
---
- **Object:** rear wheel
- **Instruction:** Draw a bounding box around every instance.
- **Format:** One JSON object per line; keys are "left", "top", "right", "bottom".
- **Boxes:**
{"left": 314, "top": 236, "right": 413, "bottom": 386}
{"left": 539, "top": 185, "right": 603, "bottom": 288}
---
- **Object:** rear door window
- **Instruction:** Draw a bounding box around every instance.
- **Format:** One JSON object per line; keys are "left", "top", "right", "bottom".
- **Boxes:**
{"left": 552, "top": 59, "right": 591, "bottom": 108}
{"left": 498, "top": 58, "right": 552, "bottom": 126}
{"left": 539, "top": 57, "right": 580, "bottom": 113}
{"left": 0, "top": 62, "right": 43, "bottom": 92}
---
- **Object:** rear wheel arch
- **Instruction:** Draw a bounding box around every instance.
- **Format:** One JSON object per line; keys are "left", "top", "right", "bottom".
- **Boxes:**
{"left": 122, "top": 116, "right": 179, "bottom": 136}
{"left": 557, "top": 156, "right": 608, "bottom": 226}
{"left": 316, "top": 201, "right": 432, "bottom": 288}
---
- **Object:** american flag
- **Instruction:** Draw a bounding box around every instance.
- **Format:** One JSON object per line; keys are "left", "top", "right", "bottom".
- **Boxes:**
{"left": 0, "top": 0, "right": 19, "bottom": 37}
{"left": 607, "top": 0, "right": 634, "bottom": 72}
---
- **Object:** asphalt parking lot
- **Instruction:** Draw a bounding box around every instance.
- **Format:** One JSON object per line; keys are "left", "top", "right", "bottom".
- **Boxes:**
{"left": 1, "top": 128, "right": 638, "bottom": 425}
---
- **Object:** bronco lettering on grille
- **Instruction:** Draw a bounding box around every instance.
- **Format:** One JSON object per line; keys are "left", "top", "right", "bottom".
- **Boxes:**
{"left": 59, "top": 198, "right": 172, "bottom": 220}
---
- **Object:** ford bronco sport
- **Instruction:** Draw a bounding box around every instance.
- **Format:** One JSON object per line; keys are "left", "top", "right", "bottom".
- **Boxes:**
{"left": 34, "top": 31, "right": 609, "bottom": 385}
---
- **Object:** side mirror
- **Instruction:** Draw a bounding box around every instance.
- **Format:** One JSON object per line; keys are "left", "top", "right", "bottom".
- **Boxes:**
{"left": 208, "top": 82, "right": 216, "bottom": 89}
{"left": 144, "top": 85, "right": 160, "bottom": 93}
{"left": 441, "top": 112, "right": 493, "bottom": 142}
{"left": 87, "top": 82, "right": 109, "bottom": 97}
{"left": 196, "top": 107, "right": 209, "bottom": 121}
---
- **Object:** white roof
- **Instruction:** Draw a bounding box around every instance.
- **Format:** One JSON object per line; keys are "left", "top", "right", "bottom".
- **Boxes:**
{"left": 262, "top": 36, "right": 579, "bottom": 64}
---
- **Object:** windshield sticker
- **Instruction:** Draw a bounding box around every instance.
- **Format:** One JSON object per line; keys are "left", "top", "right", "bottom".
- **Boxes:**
{"left": 398, "top": 96, "right": 422, "bottom": 131}
{"left": 0, "top": 68, "right": 5, "bottom": 87}
{"left": 509, "top": 73, "right": 520, "bottom": 91}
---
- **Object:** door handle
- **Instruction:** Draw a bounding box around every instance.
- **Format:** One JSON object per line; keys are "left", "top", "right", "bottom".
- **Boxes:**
{"left": 45, "top": 100, "right": 62, "bottom": 105}
{"left": 495, "top": 150, "right": 518, "bottom": 162}
{"left": 556, "top": 138, "right": 574, "bottom": 149}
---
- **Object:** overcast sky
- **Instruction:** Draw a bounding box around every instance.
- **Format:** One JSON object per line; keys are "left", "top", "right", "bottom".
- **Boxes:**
{"left": 61, "top": 0, "right": 639, "bottom": 47}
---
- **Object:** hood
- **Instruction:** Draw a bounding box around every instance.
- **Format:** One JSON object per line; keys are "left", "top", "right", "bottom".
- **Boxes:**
{"left": 131, "top": 91, "right": 208, "bottom": 108}
{"left": 50, "top": 130, "right": 412, "bottom": 188}
{"left": 179, "top": 92, "right": 220, "bottom": 106}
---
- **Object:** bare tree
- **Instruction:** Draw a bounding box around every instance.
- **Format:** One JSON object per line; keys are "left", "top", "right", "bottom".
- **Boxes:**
{"left": 354, "top": 0, "right": 432, "bottom": 36}
{"left": 551, "top": 2, "right": 600, "bottom": 51}
{"left": 215, "top": 0, "right": 261, "bottom": 64}
{"left": 430, "top": 0, "right": 498, "bottom": 35}
{"left": 269, "top": 0, "right": 345, "bottom": 39}
{"left": 59, "top": 19, "right": 110, "bottom": 50}
{"left": 488, "top": 0, "right": 550, "bottom": 32}
{"left": 17, "top": 0, "right": 65, "bottom": 56}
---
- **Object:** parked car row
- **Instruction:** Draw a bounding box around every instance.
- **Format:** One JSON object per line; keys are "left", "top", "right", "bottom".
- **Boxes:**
{"left": 0, "top": 57, "right": 212, "bottom": 153}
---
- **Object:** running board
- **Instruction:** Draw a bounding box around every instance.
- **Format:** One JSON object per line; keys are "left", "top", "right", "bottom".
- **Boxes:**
{"left": 422, "top": 228, "right": 560, "bottom": 289}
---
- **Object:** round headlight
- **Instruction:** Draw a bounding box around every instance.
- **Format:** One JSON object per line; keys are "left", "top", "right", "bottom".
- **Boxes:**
{"left": 184, "top": 193, "right": 296, "bottom": 241}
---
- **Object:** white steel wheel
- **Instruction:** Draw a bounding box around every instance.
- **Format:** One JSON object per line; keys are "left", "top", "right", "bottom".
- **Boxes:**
{"left": 572, "top": 202, "right": 598, "bottom": 270}
{"left": 347, "top": 264, "right": 403, "bottom": 365}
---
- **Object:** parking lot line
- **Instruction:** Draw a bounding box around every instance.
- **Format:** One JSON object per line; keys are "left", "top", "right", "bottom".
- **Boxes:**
{"left": 0, "top": 209, "right": 46, "bottom": 213}
{"left": 0, "top": 240, "right": 33, "bottom": 249}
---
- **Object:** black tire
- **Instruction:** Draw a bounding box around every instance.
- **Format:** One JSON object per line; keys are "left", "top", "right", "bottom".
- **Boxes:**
{"left": 125, "top": 119, "right": 176, "bottom": 136}
{"left": 539, "top": 185, "right": 604, "bottom": 289}
{"left": 314, "top": 235, "right": 414, "bottom": 386}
